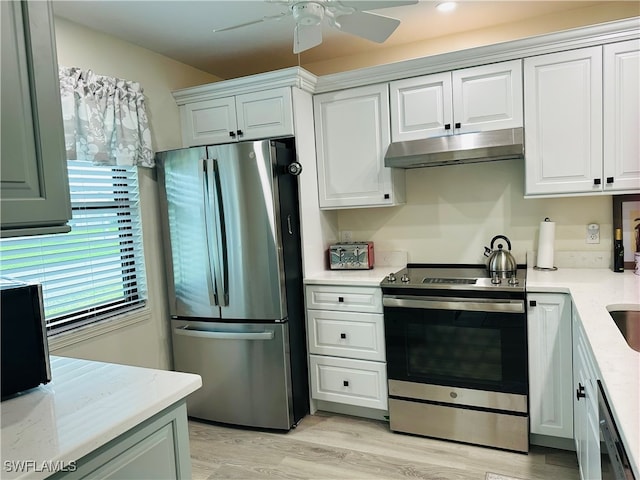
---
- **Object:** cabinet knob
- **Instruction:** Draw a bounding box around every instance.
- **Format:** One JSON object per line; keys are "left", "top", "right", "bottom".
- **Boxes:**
{"left": 593, "top": 178, "right": 602, "bottom": 185}
{"left": 229, "top": 131, "right": 236, "bottom": 138}
{"left": 529, "top": 300, "right": 537, "bottom": 307}
{"left": 384, "top": 193, "right": 390, "bottom": 200}
{"left": 606, "top": 177, "right": 614, "bottom": 184}
{"left": 338, "top": 296, "right": 344, "bottom": 303}
{"left": 340, "top": 333, "right": 346, "bottom": 339}
{"left": 454, "top": 122, "right": 461, "bottom": 129}
{"left": 343, "top": 380, "right": 349, "bottom": 387}
{"left": 236, "top": 129, "right": 243, "bottom": 136}
{"left": 576, "top": 383, "right": 586, "bottom": 400}
{"left": 444, "top": 124, "right": 451, "bottom": 130}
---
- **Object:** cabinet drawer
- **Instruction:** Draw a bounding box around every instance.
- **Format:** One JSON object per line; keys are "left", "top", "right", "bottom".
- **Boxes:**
{"left": 305, "top": 285, "right": 382, "bottom": 313}
{"left": 309, "top": 355, "right": 387, "bottom": 410}
{"left": 307, "top": 310, "right": 385, "bottom": 361}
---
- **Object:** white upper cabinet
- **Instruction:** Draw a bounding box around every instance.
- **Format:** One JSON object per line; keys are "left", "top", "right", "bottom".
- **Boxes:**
{"left": 1, "top": 1, "right": 72, "bottom": 237}
{"left": 180, "top": 87, "right": 294, "bottom": 146}
{"left": 389, "top": 60, "right": 523, "bottom": 142}
{"left": 524, "top": 42, "right": 639, "bottom": 196}
{"left": 603, "top": 39, "right": 640, "bottom": 192}
{"left": 314, "top": 84, "right": 405, "bottom": 209}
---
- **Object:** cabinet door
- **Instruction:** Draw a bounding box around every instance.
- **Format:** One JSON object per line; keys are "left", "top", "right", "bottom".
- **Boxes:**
{"left": 1, "top": 1, "right": 71, "bottom": 236}
{"left": 179, "top": 97, "right": 237, "bottom": 146}
{"left": 527, "top": 294, "right": 573, "bottom": 439}
{"left": 524, "top": 47, "right": 603, "bottom": 196}
{"left": 235, "top": 87, "right": 294, "bottom": 141}
{"left": 572, "top": 310, "right": 602, "bottom": 480}
{"left": 603, "top": 40, "right": 640, "bottom": 193}
{"left": 389, "top": 72, "right": 453, "bottom": 141}
{"left": 314, "top": 84, "right": 404, "bottom": 209}
{"left": 452, "top": 59, "right": 523, "bottom": 134}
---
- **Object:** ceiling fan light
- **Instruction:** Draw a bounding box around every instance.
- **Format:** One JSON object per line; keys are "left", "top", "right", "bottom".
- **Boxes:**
{"left": 436, "top": 2, "right": 457, "bottom": 13}
{"left": 292, "top": 2, "right": 324, "bottom": 26}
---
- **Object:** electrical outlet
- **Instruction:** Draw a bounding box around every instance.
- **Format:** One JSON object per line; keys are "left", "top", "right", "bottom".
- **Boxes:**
{"left": 341, "top": 230, "right": 353, "bottom": 242}
{"left": 586, "top": 223, "right": 600, "bottom": 244}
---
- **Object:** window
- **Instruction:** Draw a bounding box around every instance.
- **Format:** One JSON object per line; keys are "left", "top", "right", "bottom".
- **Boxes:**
{"left": 0, "top": 160, "right": 146, "bottom": 334}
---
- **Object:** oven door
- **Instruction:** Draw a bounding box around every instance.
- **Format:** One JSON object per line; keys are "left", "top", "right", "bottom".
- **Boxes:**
{"left": 384, "top": 294, "right": 527, "bottom": 395}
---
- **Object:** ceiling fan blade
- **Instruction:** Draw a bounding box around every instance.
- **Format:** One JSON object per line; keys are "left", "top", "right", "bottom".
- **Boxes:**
{"left": 335, "top": 11, "right": 400, "bottom": 43}
{"left": 338, "top": 0, "right": 418, "bottom": 11}
{"left": 293, "top": 23, "right": 323, "bottom": 54}
{"left": 213, "top": 12, "right": 288, "bottom": 33}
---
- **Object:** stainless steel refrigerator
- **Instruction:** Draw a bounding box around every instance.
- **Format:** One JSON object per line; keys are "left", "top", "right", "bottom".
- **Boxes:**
{"left": 156, "top": 138, "right": 308, "bottom": 430}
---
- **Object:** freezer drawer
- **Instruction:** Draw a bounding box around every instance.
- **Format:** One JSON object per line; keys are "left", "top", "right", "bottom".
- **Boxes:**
{"left": 171, "top": 320, "right": 294, "bottom": 430}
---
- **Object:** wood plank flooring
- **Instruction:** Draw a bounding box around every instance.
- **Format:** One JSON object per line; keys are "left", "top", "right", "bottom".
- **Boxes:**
{"left": 188, "top": 412, "right": 580, "bottom": 480}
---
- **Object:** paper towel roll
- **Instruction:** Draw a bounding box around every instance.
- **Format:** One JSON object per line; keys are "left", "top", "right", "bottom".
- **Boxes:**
{"left": 536, "top": 219, "right": 556, "bottom": 269}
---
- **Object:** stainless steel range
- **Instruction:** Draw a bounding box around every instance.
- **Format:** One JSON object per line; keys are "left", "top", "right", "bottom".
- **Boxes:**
{"left": 381, "top": 264, "right": 528, "bottom": 453}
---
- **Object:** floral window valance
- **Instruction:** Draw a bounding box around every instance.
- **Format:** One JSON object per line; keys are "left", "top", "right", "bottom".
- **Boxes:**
{"left": 59, "top": 66, "right": 154, "bottom": 167}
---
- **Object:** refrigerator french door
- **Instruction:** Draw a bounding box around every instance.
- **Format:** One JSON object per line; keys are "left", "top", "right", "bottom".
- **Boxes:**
{"left": 157, "top": 138, "right": 308, "bottom": 430}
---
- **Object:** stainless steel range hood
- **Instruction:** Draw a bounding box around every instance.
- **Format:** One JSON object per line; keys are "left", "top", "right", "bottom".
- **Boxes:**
{"left": 384, "top": 127, "right": 524, "bottom": 169}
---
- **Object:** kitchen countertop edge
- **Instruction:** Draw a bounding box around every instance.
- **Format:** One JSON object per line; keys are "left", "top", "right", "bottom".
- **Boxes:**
{"left": 0, "top": 356, "right": 202, "bottom": 480}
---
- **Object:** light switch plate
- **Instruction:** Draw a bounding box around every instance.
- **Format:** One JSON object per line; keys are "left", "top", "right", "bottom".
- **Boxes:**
{"left": 586, "top": 223, "right": 600, "bottom": 244}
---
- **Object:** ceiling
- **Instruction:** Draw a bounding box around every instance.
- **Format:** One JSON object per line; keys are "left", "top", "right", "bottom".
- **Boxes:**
{"left": 52, "top": 1, "right": 635, "bottom": 79}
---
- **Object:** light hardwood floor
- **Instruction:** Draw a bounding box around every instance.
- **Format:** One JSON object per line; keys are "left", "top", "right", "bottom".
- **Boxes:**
{"left": 188, "top": 412, "right": 580, "bottom": 480}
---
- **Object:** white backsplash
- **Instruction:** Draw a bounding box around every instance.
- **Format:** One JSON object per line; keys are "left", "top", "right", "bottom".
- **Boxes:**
{"left": 375, "top": 250, "right": 408, "bottom": 267}
{"left": 526, "top": 250, "right": 611, "bottom": 269}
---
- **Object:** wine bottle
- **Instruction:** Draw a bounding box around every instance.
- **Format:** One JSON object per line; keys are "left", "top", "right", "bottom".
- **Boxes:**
{"left": 614, "top": 228, "right": 624, "bottom": 272}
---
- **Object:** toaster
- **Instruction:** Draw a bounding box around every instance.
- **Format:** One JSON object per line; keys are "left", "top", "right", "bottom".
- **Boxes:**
{"left": 329, "top": 242, "right": 374, "bottom": 270}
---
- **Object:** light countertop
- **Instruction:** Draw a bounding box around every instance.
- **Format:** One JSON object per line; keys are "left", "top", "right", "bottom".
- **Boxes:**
{"left": 0, "top": 356, "right": 202, "bottom": 480}
{"left": 526, "top": 267, "right": 640, "bottom": 477}
{"left": 304, "top": 265, "right": 402, "bottom": 286}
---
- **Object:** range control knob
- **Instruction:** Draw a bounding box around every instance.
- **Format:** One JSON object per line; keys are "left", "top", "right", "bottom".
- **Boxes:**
{"left": 387, "top": 273, "right": 397, "bottom": 282}
{"left": 401, "top": 274, "right": 410, "bottom": 283}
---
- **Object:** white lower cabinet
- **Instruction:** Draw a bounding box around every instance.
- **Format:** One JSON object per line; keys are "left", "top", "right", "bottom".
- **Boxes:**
{"left": 305, "top": 284, "right": 387, "bottom": 413}
{"left": 527, "top": 293, "right": 574, "bottom": 440}
{"left": 572, "top": 306, "right": 602, "bottom": 480}
{"left": 309, "top": 355, "right": 387, "bottom": 410}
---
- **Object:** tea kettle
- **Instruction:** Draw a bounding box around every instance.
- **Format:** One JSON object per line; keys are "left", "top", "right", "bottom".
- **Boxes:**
{"left": 484, "top": 235, "right": 517, "bottom": 279}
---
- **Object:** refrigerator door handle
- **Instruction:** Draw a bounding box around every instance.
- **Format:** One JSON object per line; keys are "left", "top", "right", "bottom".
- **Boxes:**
{"left": 209, "top": 159, "right": 229, "bottom": 306}
{"left": 174, "top": 326, "right": 274, "bottom": 341}
{"left": 200, "top": 159, "right": 218, "bottom": 307}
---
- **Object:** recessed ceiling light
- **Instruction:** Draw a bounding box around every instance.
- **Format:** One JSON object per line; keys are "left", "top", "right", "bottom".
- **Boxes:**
{"left": 436, "top": 2, "right": 457, "bottom": 13}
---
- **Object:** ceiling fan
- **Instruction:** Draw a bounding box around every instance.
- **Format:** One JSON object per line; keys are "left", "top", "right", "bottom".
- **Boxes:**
{"left": 212, "top": 0, "right": 419, "bottom": 54}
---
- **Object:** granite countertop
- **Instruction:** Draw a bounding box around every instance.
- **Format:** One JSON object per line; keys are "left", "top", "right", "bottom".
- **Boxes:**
{"left": 526, "top": 267, "right": 640, "bottom": 477}
{"left": 0, "top": 356, "right": 202, "bottom": 480}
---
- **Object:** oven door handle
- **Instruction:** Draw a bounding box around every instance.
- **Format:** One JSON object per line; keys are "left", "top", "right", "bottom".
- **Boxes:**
{"left": 383, "top": 295, "right": 525, "bottom": 313}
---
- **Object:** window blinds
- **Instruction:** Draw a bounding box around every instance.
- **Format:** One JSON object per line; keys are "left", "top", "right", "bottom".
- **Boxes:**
{"left": 0, "top": 161, "right": 146, "bottom": 333}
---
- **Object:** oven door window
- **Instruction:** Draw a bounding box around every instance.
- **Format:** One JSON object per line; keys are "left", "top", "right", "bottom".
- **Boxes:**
{"left": 385, "top": 307, "right": 527, "bottom": 394}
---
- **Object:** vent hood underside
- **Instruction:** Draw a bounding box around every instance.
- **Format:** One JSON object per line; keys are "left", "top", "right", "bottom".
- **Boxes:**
{"left": 384, "top": 127, "right": 524, "bottom": 169}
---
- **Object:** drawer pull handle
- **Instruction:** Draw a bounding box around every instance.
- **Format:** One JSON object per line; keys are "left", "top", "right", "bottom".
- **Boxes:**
{"left": 529, "top": 300, "right": 537, "bottom": 307}
{"left": 340, "top": 333, "right": 346, "bottom": 339}
{"left": 338, "top": 296, "right": 344, "bottom": 303}
{"left": 576, "top": 383, "right": 586, "bottom": 400}
{"left": 343, "top": 380, "right": 349, "bottom": 387}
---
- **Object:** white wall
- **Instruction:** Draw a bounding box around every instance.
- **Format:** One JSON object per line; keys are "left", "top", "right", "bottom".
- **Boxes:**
{"left": 50, "top": 18, "right": 220, "bottom": 369}
{"left": 337, "top": 160, "right": 612, "bottom": 265}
